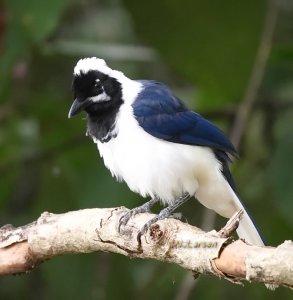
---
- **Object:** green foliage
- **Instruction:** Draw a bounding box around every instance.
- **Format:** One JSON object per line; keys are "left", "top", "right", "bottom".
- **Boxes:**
{"left": 123, "top": 0, "right": 266, "bottom": 108}
{"left": 270, "top": 111, "right": 293, "bottom": 225}
{"left": 6, "top": 0, "right": 69, "bottom": 43}
{"left": 0, "top": 0, "right": 70, "bottom": 97}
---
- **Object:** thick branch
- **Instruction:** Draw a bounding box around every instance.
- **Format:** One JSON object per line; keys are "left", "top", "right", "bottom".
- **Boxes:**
{"left": 0, "top": 207, "right": 292, "bottom": 289}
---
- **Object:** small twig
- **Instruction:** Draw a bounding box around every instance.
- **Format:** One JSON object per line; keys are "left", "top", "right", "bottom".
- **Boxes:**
{"left": 218, "top": 210, "right": 243, "bottom": 238}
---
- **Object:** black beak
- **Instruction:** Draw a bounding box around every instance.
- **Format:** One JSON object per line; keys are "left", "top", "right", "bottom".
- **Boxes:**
{"left": 68, "top": 98, "right": 91, "bottom": 118}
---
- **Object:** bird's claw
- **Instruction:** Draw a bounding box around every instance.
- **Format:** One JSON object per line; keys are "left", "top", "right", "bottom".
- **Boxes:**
{"left": 119, "top": 195, "right": 190, "bottom": 243}
{"left": 118, "top": 198, "right": 158, "bottom": 232}
{"left": 137, "top": 223, "right": 149, "bottom": 243}
{"left": 118, "top": 210, "right": 135, "bottom": 232}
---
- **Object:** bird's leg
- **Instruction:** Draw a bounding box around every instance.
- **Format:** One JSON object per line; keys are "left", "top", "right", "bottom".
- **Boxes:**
{"left": 137, "top": 193, "right": 191, "bottom": 242}
{"left": 118, "top": 197, "right": 159, "bottom": 232}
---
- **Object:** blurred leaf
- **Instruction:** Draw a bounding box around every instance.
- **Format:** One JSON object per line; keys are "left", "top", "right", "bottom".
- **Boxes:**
{"left": 6, "top": 0, "right": 70, "bottom": 43}
{"left": 271, "top": 45, "right": 293, "bottom": 63}
{"left": 123, "top": 0, "right": 266, "bottom": 108}
{"left": 270, "top": 121, "right": 293, "bottom": 225}
{"left": 0, "top": 0, "right": 70, "bottom": 97}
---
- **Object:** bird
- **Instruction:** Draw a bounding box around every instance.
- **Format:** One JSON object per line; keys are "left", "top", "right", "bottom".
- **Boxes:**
{"left": 68, "top": 57, "right": 264, "bottom": 246}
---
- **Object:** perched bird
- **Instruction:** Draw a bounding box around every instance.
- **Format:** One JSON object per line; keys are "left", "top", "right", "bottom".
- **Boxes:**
{"left": 68, "top": 57, "right": 264, "bottom": 246}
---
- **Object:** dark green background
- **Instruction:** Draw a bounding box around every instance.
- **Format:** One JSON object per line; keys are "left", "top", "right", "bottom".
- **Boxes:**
{"left": 0, "top": 0, "right": 292, "bottom": 299}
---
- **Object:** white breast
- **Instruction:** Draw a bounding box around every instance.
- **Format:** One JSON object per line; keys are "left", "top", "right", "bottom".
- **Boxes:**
{"left": 93, "top": 98, "right": 239, "bottom": 219}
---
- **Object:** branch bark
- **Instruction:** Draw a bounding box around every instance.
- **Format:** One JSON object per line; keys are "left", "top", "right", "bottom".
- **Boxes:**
{"left": 0, "top": 207, "right": 292, "bottom": 289}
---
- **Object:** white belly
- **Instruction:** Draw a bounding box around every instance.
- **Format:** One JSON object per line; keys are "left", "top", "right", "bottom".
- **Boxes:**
{"left": 92, "top": 104, "right": 239, "bottom": 218}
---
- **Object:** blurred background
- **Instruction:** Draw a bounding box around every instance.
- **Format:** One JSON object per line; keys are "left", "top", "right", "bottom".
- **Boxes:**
{"left": 0, "top": 0, "right": 292, "bottom": 299}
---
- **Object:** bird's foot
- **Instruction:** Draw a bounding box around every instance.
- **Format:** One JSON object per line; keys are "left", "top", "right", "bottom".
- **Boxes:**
{"left": 137, "top": 193, "right": 191, "bottom": 243}
{"left": 118, "top": 198, "right": 158, "bottom": 232}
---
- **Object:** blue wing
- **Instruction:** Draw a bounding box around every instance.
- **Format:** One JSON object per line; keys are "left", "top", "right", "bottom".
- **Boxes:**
{"left": 133, "top": 80, "right": 238, "bottom": 157}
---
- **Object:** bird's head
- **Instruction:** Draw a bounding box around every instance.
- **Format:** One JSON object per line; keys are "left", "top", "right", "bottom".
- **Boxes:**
{"left": 68, "top": 57, "right": 124, "bottom": 118}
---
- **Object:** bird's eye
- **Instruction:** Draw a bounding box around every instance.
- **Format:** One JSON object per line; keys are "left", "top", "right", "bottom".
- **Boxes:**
{"left": 94, "top": 79, "right": 101, "bottom": 87}
{"left": 93, "top": 81, "right": 103, "bottom": 96}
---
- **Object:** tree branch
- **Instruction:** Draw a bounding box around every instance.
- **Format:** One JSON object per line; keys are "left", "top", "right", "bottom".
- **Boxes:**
{"left": 0, "top": 207, "right": 292, "bottom": 289}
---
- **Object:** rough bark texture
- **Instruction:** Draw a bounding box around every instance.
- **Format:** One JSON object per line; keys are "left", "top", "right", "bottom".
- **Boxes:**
{"left": 0, "top": 207, "right": 292, "bottom": 289}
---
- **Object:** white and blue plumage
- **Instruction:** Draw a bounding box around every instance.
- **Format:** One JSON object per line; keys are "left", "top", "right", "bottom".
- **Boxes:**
{"left": 69, "top": 57, "right": 264, "bottom": 246}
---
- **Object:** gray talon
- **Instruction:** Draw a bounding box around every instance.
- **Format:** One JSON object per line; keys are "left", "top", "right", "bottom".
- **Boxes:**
{"left": 136, "top": 193, "right": 191, "bottom": 242}
{"left": 118, "top": 198, "right": 158, "bottom": 232}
